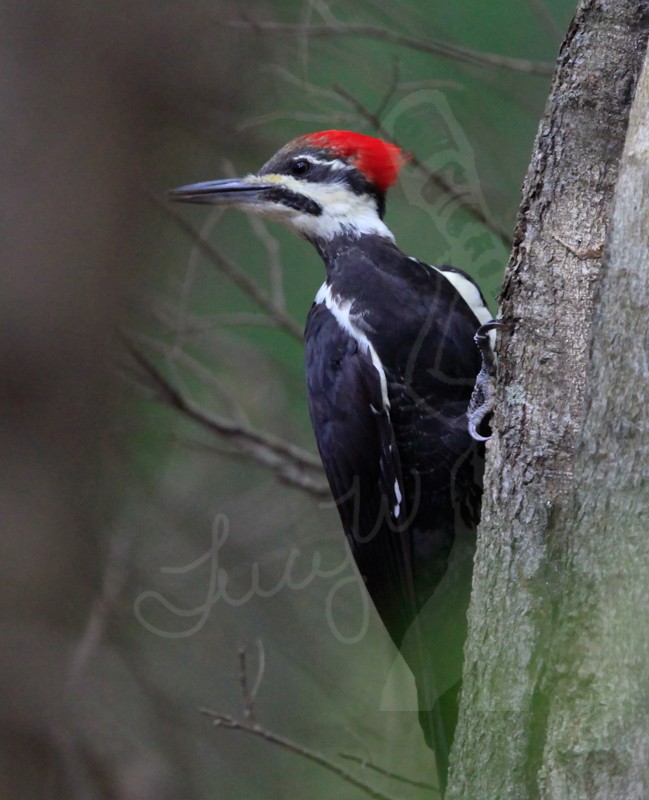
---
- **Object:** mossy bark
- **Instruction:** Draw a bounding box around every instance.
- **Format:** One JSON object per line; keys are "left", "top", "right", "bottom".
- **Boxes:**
{"left": 447, "top": 2, "right": 649, "bottom": 798}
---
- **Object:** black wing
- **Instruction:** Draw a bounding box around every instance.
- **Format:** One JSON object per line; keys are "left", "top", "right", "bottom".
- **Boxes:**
{"left": 305, "top": 301, "right": 418, "bottom": 646}
{"left": 305, "top": 300, "right": 461, "bottom": 765}
{"left": 305, "top": 245, "right": 485, "bottom": 783}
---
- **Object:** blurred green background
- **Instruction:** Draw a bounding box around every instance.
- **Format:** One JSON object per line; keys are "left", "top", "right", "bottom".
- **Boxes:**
{"left": 1, "top": 1, "right": 575, "bottom": 797}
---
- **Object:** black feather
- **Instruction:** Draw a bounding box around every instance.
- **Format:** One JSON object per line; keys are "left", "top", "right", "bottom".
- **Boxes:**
{"left": 305, "top": 234, "right": 486, "bottom": 789}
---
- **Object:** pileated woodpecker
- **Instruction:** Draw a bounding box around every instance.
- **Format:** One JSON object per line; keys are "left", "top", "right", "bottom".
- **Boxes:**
{"left": 169, "top": 131, "right": 495, "bottom": 793}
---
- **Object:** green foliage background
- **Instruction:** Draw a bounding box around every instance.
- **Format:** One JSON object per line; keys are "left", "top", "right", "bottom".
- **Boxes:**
{"left": 116, "top": 2, "right": 575, "bottom": 797}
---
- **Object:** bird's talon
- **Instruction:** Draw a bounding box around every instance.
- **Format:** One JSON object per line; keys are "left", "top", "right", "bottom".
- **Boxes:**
{"left": 468, "top": 319, "right": 500, "bottom": 441}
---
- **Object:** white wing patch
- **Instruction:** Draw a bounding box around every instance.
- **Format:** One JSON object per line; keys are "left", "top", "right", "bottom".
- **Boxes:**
{"left": 315, "top": 282, "right": 405, "bottom": 523}
{"left": 433, "top": 267, "right": 496, "bottom": 349}
{"left": 315, "top": 283, "right": 391, "bottom": 410}
{"left": 393, "top": 479, "right": 403, "bottom": 519}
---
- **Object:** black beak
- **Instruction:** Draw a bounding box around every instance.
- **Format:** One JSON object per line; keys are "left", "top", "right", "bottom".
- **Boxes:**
{"left": 167, "top": 177, "right": 277, "bottom": 206}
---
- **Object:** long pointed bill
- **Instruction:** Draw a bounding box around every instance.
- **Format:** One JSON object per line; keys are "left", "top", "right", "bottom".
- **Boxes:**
{"left": 167, "top": 177, "right": 277, "bottom": 206}
{"left": 168, "top": 175, "right": 323, "bottom": 217}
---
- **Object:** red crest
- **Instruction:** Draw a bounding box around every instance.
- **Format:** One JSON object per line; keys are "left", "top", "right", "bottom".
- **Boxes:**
{"left": 298, "top": 130, "right": 407, "bottom": 192}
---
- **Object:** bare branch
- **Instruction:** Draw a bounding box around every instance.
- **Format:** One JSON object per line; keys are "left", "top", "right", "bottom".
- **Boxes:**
{"left": 268, "top": 63, "right": 463, "bottom": 101}
{"left": 247, "top": 639, "right": 266, "bottom": 708}
{"left": 149, "top": 299, "right": 283, "bottom": 336}
{"left": 146, "top": 187, "right": 304, "bottom": 342}
{"left": 373, "top": 57, "right": 401, "bottom": 123}
{"left": 237, "top": 646, "right": 256, "bottom": 723}
{"left": 246, "top": 216, "right": 287, "bottom": 310}
{"left": 221, "top": 17, "right": 554, "bottom": 76}
{"left": 396, "top": 79, "right": 464, "bottom": 92}
{"left": 338, "top": 753, "right": 437, "bottom": 791}
{"left": 199, "top": 645, "right": 405, "bottom": 799}
{"left": 161, "top": 435, "right": 331, "bottom": 497}
{"left": 123, "top": 337, "right": 324, "bottom": 477}
{"left": 68, "top": 532, "right": 133, "bottom": 686}
{"left": 133, "top": 328, "right": 250, "bottom": 425}
{"left": 218, "top": 158, "right": 288, "bottom": 311}
{"left": 334, "top": 85, "right": 511, "bottom": 248}
{"left": 200, "top": 711, "right": 399, "bottom": 800}
{"left": 237, "top": 109, "right": 358, "bottom": 130}
{"left": 273, "top": 462, "right": 330, "bottom": 497}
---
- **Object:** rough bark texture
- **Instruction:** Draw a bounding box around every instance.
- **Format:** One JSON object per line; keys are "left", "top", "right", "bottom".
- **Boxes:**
{"left": 538, "top": 53, "right": 649, "bottom": 800}
{"left": 446, "top": 2, "right": 649, "bottom": 798}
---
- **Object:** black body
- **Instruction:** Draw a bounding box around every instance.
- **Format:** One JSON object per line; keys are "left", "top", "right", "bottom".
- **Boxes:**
{"left": 305, "top": 234, "right": 485, "bottom": 784}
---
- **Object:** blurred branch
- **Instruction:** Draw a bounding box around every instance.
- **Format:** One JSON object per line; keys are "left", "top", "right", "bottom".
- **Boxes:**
{"left": 146, "top": 187, "right": 304, "bottom": 341}
{"left": 134, "top": 328, "right": 250, "bottom": 424}
{"left": 220, "top": 158, "right": 288, "bottom": 311}
{"left": 246, "top": 215, "right": 286, "bottom": 311}
{"left": 123, "top": 337, "right": 329, "bottom": 497}
{"left": 174, "top": 435, "right": 331, "bottom": 496}
{"left": 268, "top": 63, "right": 463, "bottom": 99}
{"left": 237, "top": 646, "right": 258, "bottom": 723}
{"left": 201, "top": 648, "right": 400, "bottom": 800}
{"left": 334, "top": 85, "right": 511, "bottom": 248}
{"left": 222, "top": 16, "right": 554, "bottom": 76}
{"left": 374, "top": 57, "right": 401, "bottom": 123}
{"left": 150, "top": 296, "right": 285, "bottom": 335}
{"left": 338, "top": 753, "right": 437, "bottom": 791}
{"left": 240, "top": 641, "right": 265, "bottom": 718}
{"left": 238, "top": 109, "right": 359, "bottom": 130}
{"left": 69, "top": 532, "right": 133, "bottom": 686}
{"left": 201, "top": 709, "right": 399, "bottom": 800}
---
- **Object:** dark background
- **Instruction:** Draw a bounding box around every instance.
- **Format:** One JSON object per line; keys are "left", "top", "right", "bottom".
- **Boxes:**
{"left": 1, "top": 2, "right": 574, "bottom": 797}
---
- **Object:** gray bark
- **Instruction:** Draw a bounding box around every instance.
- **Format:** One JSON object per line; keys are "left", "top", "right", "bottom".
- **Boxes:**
{"left": 539, "top": 50, "right": 649, "bottom": 800}
{"left": 447, "top": 2, "right": 649, "bottom": 798}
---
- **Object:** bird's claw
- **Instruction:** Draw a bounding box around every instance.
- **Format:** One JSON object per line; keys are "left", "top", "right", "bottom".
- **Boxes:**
{"left": 468, "top": 320, "right": 501, "bottom": 441}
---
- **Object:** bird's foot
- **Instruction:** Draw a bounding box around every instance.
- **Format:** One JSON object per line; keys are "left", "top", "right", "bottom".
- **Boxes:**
{"left": 468, "top": 320, "right": 501, "bottom": 442}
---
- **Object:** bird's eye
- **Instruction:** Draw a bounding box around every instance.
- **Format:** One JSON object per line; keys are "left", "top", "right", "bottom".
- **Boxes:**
{"left": 290, "top": 159, "right": 311, "bottom": 177}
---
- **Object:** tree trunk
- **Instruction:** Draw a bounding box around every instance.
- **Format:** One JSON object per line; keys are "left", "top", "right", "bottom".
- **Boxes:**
{"left": 538, "top": 49, "right": 649, "bottom": 800}
{"left": 447, "top": 2, "right": 649, "bottom": 798}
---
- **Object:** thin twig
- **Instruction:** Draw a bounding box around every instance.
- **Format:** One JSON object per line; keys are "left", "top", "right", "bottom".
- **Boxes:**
{"left": 236, "top": 641, "right": 267, "bottom": 723}
{"left": 146, "top": 186, "right": 304, "bottom": 341}
{"left": 334, "top": 85, "right": 511, "bottom": 248}
{"left": 221, "top": 17, "right": 554, "bottom": 76}
{"left": 133, "top": 327, "right": 250, "bottom": 425}
{"left": 374, "top": 57, "right": 401, "bottom": 123}
{"left": 175, "top": 435, "right": 331, "bottom": 496}
{"left": 338, "top": 753, "right": 437, "bottom": 791}
{"left": 237, "top": 646, "right": 256, "bottom": 723}
{"left": 238, "top": 109, "right": 358, "bottom": 131}
{"left": 123, "top": 337, "right": 323, "bottom": 473}
{"left": 268, "top": 63, "right": 463, "bottom": 101}
{"left": 246, "top": 216, "right": 287, "bottom": 311}
{"left": 220, "top": 158, "right": 288, "bottom": 311}
{"left": 201, "top": 646, "right": 410, "bottom": 800}
{"left": 394, "top": 79, "right": 464, "bottom": 92}
{"left": 200, "top": 710, "right": 398, "bottom": 800}
{"left": 247, "top": 639, "right": 266, "bottom": 705}
{"left": 68, "top": 533, "right": 133, "bottom": 687}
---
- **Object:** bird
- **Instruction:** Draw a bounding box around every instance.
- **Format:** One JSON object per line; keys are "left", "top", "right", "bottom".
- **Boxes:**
{"left": 169, "top": 130, "right": 495, "bottom": 794}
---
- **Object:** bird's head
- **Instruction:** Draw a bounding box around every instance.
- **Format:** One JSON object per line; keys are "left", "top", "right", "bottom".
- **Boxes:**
{"left": 168, "top": 130, "right": 407, "bottom": 243}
